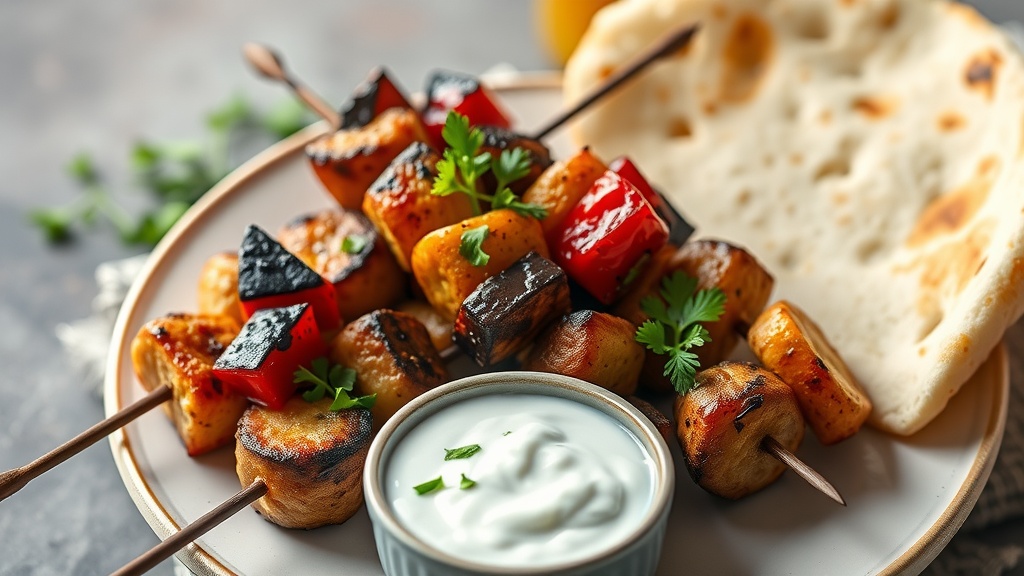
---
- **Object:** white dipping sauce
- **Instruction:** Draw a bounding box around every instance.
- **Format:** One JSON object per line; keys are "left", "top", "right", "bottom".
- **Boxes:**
{"left": 385, "top": 393, "right": 655, "bottom": 568}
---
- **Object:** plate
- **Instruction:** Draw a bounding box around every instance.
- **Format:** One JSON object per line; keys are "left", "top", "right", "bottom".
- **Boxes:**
{"left": 105, "top": 74, "right": 1009, "bottom": 576}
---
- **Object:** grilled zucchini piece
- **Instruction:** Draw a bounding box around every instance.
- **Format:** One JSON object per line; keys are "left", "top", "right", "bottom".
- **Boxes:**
{"left": 411, "top": 209, "right": 550, "bottom": 320}
{"left": 130, "top": 313, "right": 246, "bottom": 457}
{"left": 306, "top": 108, "right": 427, "bottom": 210}
{"left": 277, "top": 208, "right": 406, "bottom": 320}
{"left": 235, "top": 397, "right": 372, "bottom": 529}
{"left": 362, "top": 142, "right": 475, "bottom": 271}
{"left": 197, "top": 251, "right": 243, "bottom": 326}
{"left": 329, "top": 310, "right": 448, "bottom": 429}
{"left": 521, "top": 147, "right": 607, "bottom": 243}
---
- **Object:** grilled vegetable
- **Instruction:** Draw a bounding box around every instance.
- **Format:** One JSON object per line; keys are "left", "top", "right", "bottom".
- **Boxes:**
{"left": 197, "top": 251, "right": 243, "bottom": 325}
{"left": 411, "top": 208, "right": 550, "bottom": 320}
{"left": 306, "top": 108, "right": 428, "bottom": 210}
{"left": 277, "top": 208, "right": 406, "bottom": 320}
{"left": 477, "top": 126, "right": 552, "bottom": 195}
{"left": 627, "top": 395, "right": 673, "bottom": 443}
{"left": 521, "top": 310, "right": 644, "bottom": 396}
{"left": 339, "top": 67, "right": 414, "bottom": 129}
{"left": 130, "top": 313, "right": 246, "bottom": 456}
{"left": 748, "top": 301, "right": 872, "bottom": 445}
{"left": 454, "top": 251, "right": 570, "bottom": 366}
{"left": 675, "top": 362, "right": 804, "bottom": 499}
{"left": 521, "top": 147, "right": 607, "bottom": 243}
{"left": 421, "top": 70, "right": 512, "bottom": 150}
{"left": 553, "top": 170, "right": 669, "bottom": 305}
{"left": 395, "top": 300, "right": 453, "bottom": 353}
{"left": 609, "top": 156, "right": 694, "bottom": 246}
{"left": 362, "top": 142, "right": 475, "bottom": 271}
{"left": 235, "top": 396, "right": 372, "bottom": 529}
{"left": 213, "top": 303, "right": 326, "bottom": 410}
{"left": 329, "top": 310, "right": 448, "bottom": 429}
{"left": 237, "top": 224, "right": 341, "bottom": 332}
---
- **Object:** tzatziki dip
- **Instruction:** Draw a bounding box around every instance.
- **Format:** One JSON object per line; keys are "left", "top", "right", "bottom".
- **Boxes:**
{"left": 385, "top": 393, "right": 656, "bottom": 568}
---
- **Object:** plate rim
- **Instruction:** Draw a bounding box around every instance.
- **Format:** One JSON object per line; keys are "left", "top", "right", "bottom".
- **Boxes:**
{"left": 104, "top": 73, "right": 1011, "bottom": 576}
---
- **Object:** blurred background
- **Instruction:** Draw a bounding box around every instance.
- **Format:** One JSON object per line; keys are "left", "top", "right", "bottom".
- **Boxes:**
{"left": 0, "top": 0, "right": 1022, "bottom": 574}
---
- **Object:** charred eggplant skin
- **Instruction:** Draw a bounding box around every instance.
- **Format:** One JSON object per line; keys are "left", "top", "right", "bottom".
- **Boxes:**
{"left": 454, "top": 251, "right": 570, "bottom": 366}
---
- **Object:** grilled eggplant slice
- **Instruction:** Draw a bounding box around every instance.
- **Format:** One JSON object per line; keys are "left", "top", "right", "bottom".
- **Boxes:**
{"left": 306, "top": 108, "right": 428, "bottom": 210}
{"left": 675, "top": 362, "right": 804, "bottom": 500}
{"left": 130, "top": 313, "right": 246, "bottom": 457}
{"left": 454, "top": 251, "right": 570, "bottom": 366}
{"left": 411, "top": 209, "right": 550, "bottom": 320}
{"left": 748, "top": 301, "right": 872, "bottom": 445}
{"left": 329, "top": 310, "right": 448, "bottom": 429}
{"left": 363, "top": 142, "right": 475, "bottom": 271}
{"left": 236, "top": 397, "right": 372, "bottom": 529}
{"left": 197, "top": 251, "right": 243, "bottom": 326}
{"left": 521, "top": 310, "right": 644, "bottom": 396}
{"left": 277, "top": 208, "right": 406, "bottom": 320}
{"left": 521, "top": 148, "right": 607, "bottom": 244}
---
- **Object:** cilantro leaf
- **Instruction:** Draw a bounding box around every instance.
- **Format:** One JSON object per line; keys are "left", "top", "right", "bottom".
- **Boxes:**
{"left": 460, "top": 474, "right": 477, "bottom": 490}
{"left": 492, "top": 147, "right": 531, "bottom": 187}
{"left": 294, "top": 358, "right": 374, "bottom": 411}
{"left": 459, "top": 225, "right": 490, "bottom": 267}
{"left": 444, "top": 444, "right": 482, "bottom": 461}
{"left": 340, "top": 234, "right": 369, "bottom": 254}
{"left": 414, "top": 476, "right": 445, "bottom": 496}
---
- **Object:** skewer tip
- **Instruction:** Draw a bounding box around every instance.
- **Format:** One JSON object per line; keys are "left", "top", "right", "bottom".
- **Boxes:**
{"left": 762, "top": 436, "right": 846, "bottom": 507}
{"left": 242, "top": 42, "right": 287, "bottom": 82}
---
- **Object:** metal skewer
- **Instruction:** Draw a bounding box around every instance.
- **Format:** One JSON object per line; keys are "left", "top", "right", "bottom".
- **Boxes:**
{"left": 242, "top": 43, "right": 340, "bottom": 128}
{"left": 762, "top": 436, "right": 846, "bottom": 506}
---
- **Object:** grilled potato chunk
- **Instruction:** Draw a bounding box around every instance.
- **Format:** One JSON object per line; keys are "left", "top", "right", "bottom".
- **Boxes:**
{"left": 396, "top": 300, "right": 453, "bottom": 353}
{"left": 522, "top": 310, "right": 644, "bottom": 396}
{"left": 521, "top": 147, "right": 607, "bottom": 242}
{"left": 411, "top": 209, "right": 550, "bottom": 320}
{"left": 306, "top": 108, "right": 428, "bottom": 210}
{"left": 277, "top": 208, "right": 406, "bottom": 320}
{"left": 130, "top": 313, "right": 246, "bottom": 456}
{"left": 329, "top": 310, "right": 448, "bottom": 429}
{"left": 236, "top": 397, "right": 372, "bottom": 529}
{"left": 617, "top": 240, "right": 775, "bottom": 393}
{"left": 748, "top": 301, "right": 872, "bottom": 445}
{"left": 197, "top": 252, "right": 243, "bottom": 326}
{"left": 363, "top": 142, "right": 475, "bottom": 271}
{"left": 675, "top": 362, "right": 804, "bottom": 499}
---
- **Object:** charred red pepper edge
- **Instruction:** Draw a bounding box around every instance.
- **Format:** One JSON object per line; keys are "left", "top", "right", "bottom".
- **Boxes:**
{"left": 609, "top": 156, "right": 695, "bottom": 246}
{"left": 553, "top": 170, "right": 670, "bottom": 305}
{"left": 339, "top": 67, "right": 415, "bottom": 130}
{"left": 421, "top": 70, "right": 512, "bottom": 151}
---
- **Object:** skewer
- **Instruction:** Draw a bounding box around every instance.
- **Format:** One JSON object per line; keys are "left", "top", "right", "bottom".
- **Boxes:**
{"left": 531, "top": 22, "right": 700, "bottom": 140}
{"left": 0, "top": 385, "right": 171, "bottom": 502}
{"left": 242, "top": 43, "right": 341, "bottom": 128}
{"left": 111, "top": 480, "right": 268, "bottom": 576}
{"left": 762, "top": 436, "right": 846, "bottom": 506}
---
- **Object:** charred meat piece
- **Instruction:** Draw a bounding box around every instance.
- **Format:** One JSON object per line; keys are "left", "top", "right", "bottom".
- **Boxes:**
{"left": 197, "top": 251, "right": 243, "bottom": 326}
{"left": 521, "top": 310, "right": 644, "bottom": 396}
{"left": 363, "top": 142, "right": 474, "bottom": 271}
{"left": 454, "top": 251, "right": 570, "bottom": 366}
{"left": 329, "top": 310, "right": 448, "bottom": 429}
{"left": 277, "top": 208, "right": 406, "bottom": 320}
{"left": 130, "top": 313, "right": 246, "bottom": 456}
{"left": 748, "top": 301, "right": 872, "bottom": 445}
{"left": 236, "top": 397, "right": 372, "bottom": 529}
{"left": 306, "top": 108, "right": 428, "bottom": 210}
{"left": 521, "top": 148, "right": 608, "bottom": 245}
{"left": 675, "top": 362, "right": 804, "bottom": 500}
{"left": 339, "top": 67, "right": 415, "bottom": 129}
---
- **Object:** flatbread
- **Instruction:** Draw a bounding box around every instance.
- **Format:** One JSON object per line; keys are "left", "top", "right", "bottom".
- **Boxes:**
{"left": 564, "top": 0, "right": 1024, "bottom": 435}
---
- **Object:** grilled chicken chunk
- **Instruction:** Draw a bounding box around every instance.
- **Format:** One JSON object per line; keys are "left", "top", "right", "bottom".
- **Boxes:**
{"left": 675, "top": 362, "right": 804, "bottom": 500}
{"left": 748, "top": 301, "right": 872, "bottom": 445}
{"left": 235, "top": 397, "right": 372, "bottom": 529}
{"left": 306, "top": 108, "right": 428, "bottom": 210}
{"left": 278, "top": 208, "right": 407, "bottom": 320}
{"left": 329, "top": 310, "right": 449, "bottom": 429}
{"left": 130, "top": 313, "right": 247, "bottom": 456}
{"left": 395, "top": 300, "right": 453, "bottom": 353}
{"left": 196, "top": 252, "right": 243, "bottom": 326}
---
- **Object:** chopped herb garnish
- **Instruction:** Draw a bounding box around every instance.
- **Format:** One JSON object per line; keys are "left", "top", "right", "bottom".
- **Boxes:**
{"left": 340, "top": 234, "right": 369, "bottom": 254}
{"left": 502, "top": 430, "right": 512, "bottom": 436}
{"left": 444, "top": 444, "right": 482, "bottom": 461}
{"left": 294, "top": 357, "right": 376, "bottom": 411}
{"left": 460, "top": 474, "right": 477, "bottom": 490}
{"left": 459, "top": 225, "right": 490, "bottom": 267}
{"left": 414, "top": 476, "right": 445, "bottom": 495}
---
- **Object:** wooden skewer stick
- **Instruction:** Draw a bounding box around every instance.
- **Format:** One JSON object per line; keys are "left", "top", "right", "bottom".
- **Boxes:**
{"left": 111, "top": 480, "right": 268, "bottom": 576}
{"left": 531, "top": 22, "right": 700, "bottom": 140}
{"left": 242, "top": 43, "right": 340, "bottom": 128}
{"left": 762, "top": 436, "right": 846, "bottom": 506}
{"left": 0, "top": 385, "right": 172, "bottom": 503}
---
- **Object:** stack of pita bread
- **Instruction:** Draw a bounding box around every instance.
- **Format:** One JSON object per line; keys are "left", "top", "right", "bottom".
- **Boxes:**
{"left": 564, "top": 0, "right": 1024, "bottom": 435}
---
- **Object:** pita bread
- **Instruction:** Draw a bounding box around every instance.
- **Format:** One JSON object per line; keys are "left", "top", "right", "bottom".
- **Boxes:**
{"left": 564, "top": 0, "right": 1024, "bottom": 435}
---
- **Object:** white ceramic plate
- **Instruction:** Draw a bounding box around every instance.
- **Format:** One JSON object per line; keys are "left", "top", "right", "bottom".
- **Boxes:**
{"left": 106, "top": 74, "right": 1009, "bottom": 576}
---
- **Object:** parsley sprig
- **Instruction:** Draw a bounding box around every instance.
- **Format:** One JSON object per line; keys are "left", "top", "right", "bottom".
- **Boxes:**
{"left": 294, "top": 357, "right": 376, "bottom": 411}
{"left": 634, "top": 271, "right": 727, "bottom": 395}
{"left": 459, "top": 225, "right": 490, "bottom": 267}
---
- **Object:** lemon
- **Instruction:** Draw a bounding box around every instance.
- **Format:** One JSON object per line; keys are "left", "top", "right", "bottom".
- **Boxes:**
{"left": 534, "top": 0, "right": 617, "bottom": 66}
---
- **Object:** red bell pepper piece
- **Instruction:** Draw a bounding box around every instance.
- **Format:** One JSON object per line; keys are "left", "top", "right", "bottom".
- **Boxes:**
{"left": 237, "top": 224, "right": 341, "bottom": 332}
{"left": 609, "top": 156, "right": 694, "bottom": 246}
{"left": 213, "top": 303, "right": 326, "bottom": 410}
{"left": 339, "top": 67, "right": 415, "bottom": 129}
{"left": 421, "top": 71, "right": 512, "bottom": 150}
{"left": 553, "top": 170, "right": 669, "bottom": 305}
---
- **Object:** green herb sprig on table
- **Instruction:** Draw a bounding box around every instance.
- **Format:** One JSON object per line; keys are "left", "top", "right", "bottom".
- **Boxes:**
{"left": 294, "top": 357, "right": 376, "bottom": 411}
{"left": 30, "top": 96, "right": 313, "bottom": 246}
{"left": 634, "top": 271, "right": 727, "bottom": 395}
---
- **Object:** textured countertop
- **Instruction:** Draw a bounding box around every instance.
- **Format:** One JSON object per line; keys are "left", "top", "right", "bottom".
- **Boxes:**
{"left": 1, "top": 1, "right": 1022, "bottom": 575}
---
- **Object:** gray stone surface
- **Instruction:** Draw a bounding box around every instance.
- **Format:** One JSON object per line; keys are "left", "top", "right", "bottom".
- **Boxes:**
{"left": 0, "top": 1, "right": 1022, "bottom": 575}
